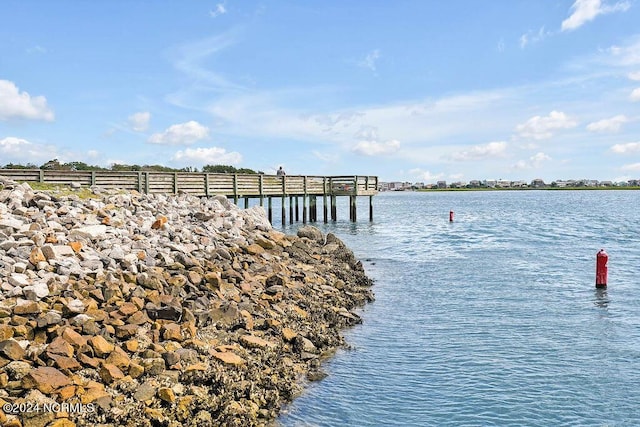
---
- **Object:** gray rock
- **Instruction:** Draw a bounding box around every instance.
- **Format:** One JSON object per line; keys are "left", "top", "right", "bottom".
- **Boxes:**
{"left": 70, "top": 224, "right": 107, "bottom": 240}
{"left": 297, "top": 225, "right": 324, "bottom": 243}
{"left": 23, "top": 282, "right": 49, "bottom": 300}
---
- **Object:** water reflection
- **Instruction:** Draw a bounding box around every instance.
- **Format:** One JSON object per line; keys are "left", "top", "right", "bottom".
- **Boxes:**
{"left": 594, "top": 288, "right": 609, "bottom": 309}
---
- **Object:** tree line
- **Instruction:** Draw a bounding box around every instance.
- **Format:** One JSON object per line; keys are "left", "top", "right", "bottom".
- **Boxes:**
{"left": 1, "top": 159, "right": 260, "bottom": 174}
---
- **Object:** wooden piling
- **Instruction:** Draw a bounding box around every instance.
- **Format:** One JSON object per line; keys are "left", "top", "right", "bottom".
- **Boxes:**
{"left": 331, "top": 196, "right": 337, "bottom": 221}
{"left": 289, "top": 196, "right": 294, "bottom": 224}
{"left": 302, "top": 195, "right": 307, "bottom": 223}
{"left": 369, "top": 195, "right": 373, "bottom": 222}
{"left": 323, "top": 194, "right": 328, "bottom": 223}
{"left": 349, "top": 195, "right": 357, "bottom": 221}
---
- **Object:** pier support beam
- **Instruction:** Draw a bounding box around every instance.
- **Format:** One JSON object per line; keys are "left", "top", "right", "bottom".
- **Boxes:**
{"left": 369, "top": 195, "right": 373, "bottom": 222}
{"left": 268, "top": 197, "right": 273, "bottom": 223}
{"left": 349, "top": 196, "right": 357, "bottom": 222}
{"left": 281, "top": 195, "right": 286, "bottom": 226}
{"left": 323, "top": 194, "right": 328, "bottom": 223}
{"left": 302, "top": 195, "right": 307, "bottom": 223}
{"left": 310, "top": 196, "right": 317, "bottom": 222}
{"left": 331, "top": 196, "right": 337, "bottom": 221}
{"left": 289, "top": 196, "right": 294, "bottom": 224}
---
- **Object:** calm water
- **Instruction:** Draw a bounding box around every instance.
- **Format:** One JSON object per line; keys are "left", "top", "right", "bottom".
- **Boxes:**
{"left": 277, "top": 190, "right": 640, "bottom": 427}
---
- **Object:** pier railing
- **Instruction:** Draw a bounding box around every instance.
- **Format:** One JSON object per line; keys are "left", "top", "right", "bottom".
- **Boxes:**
{"left": 0, "top": 169, "right": 378, "bottom": 223}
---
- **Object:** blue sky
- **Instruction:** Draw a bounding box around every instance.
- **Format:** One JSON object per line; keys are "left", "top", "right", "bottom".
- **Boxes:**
{"left": 1, "top": 1, "right": 639, "bottom": 183}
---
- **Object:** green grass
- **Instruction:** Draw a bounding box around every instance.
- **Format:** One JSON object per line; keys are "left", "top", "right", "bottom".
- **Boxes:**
{"left": 24, "top": 182, "right": 99, "bottom": 199}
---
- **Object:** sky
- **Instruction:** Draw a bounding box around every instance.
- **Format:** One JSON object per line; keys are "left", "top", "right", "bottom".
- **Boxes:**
{"left": 1, "top": 1, "right": 640, "bottom": 183}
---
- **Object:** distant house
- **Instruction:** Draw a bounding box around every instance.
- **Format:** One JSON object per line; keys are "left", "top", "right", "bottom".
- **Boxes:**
{"left": 531, "top": 179, "right": 545, "bottom": 188}
{"left": 483, "top": 180, "right": 496, "bottom": 188}
{"left": 437, "top": 180, "right": 447, "bottom": 189}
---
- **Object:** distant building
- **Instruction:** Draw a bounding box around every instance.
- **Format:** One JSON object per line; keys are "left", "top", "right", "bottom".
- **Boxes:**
{"left": 531, "top": 179, "right": 545, "bottom": 188}
{"left": 437, "top": 180, "right": 447, "bottom": 189}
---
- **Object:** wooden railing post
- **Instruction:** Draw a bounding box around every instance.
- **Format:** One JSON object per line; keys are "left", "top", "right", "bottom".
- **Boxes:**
{"left": 302, "top": 176, "right": 307, "bottom": 223}
{"left": 233, "top": 174, "right": 238, "bottom": 204}
{"left": 281, "top": 175, "right": 286, "bottom": 226}
{"left": 259, "top": 174, "right": 264, "bottom": 206}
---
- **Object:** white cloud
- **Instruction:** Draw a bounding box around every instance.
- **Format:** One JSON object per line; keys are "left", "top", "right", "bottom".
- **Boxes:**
{"left": 0, "top": 80, "right": 54, "bottom": 121}
{"left": 358, "top": 49, "right": 381, "bottom": 72}
{"left": 312, "top": 150, "right": 339, "bottom": 163}
{"left": 561, "top": 0, "right": 631, "bottom": 32}
{"left": 629, "top": 71, "right": 640, "bottom": 80}
{"left": 170, "top": 30, "right": 246, "bottom": 96}
{"left": 0, "top": 137, "right": 58, "bottom": 164}
{"left": 586, "top": 114, "right": 628, "bottom": 132}
{"left": 26, "top": 45, "right": 47, "bottom": 55}
{"left": 520, "top": 26, "right": 552, "bottom": 49}
{"left": 352, "top": 139, "right": 400, "bottom": 156}
{"left": 630, "top": 88, "right": 640, "bottom": 101}
{"left": 409, "top": 168, "right": 444, "bottom": 182}
{"left": 209, "top": 3, "right": 227, "bottom": 18}
{"left": 451, "top": 141, "right": 507, "bottom": 161}
{"left": 148, "top": 121, "right": 209, "bottom": 145}
{"left": 171, "top": 147, "right": 241, "bottom": 165}
{"left": 0, "top": 136, "right": 31, "bottom": 154}
{"left": 620, "top": 162, "right": 640, "bottom": 171}
{"left": 515, "top": 111, "right": 578, "bottom": 140}
{"left": 128, "top": 111, "right": 151, "bottom": 132}
{"left": 610, "top": 142, "right": 640, "bottom": 154}
{"left": 603, "top": 38, "right": 640, "bottom": 67}
{"left": 530, "top": 152, "right": 551, "bottom": 165}
{"left": 513, "top": 152, "right": 552, "bottom": 170}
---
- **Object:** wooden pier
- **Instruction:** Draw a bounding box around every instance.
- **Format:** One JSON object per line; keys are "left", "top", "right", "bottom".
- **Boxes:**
{"left": 0, "top": 169, "right": 378, "bottom": 224}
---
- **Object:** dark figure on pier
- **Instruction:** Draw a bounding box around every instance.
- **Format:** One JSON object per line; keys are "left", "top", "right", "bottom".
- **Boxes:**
{"left": 277, "top": 166, "right": 286, "bottom": 176}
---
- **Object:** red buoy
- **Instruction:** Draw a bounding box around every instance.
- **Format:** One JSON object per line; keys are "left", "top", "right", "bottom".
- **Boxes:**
{"left": 449, "top": 210, "right": 454, "bottom": 222}
{"left": 596, "top": 249, "right": 608, "bottom": 288}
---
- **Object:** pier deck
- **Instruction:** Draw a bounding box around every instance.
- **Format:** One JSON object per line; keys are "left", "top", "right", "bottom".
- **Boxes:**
{"left": 0, "top": 169, "right": 378, "bottom": 224}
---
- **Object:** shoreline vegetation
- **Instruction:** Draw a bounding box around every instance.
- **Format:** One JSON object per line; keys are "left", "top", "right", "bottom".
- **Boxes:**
{"left": 0, "top": 176, "right": 374, "bottom": 426}
{"left": 410, "top": 186, "right": 640, "bottom": 192}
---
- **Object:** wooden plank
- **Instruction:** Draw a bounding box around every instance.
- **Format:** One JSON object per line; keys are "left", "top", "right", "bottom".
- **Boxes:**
{"left": 0, "top": 170, "right": 378, "bottom": 199}
{"left": 0, "top": 169, "right": 41, "bottom": 182}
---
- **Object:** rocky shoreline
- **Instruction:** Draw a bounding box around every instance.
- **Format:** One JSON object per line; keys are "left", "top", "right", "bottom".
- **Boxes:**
{"left": 0, "top": 176, "right": 374, "bottom": 427}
